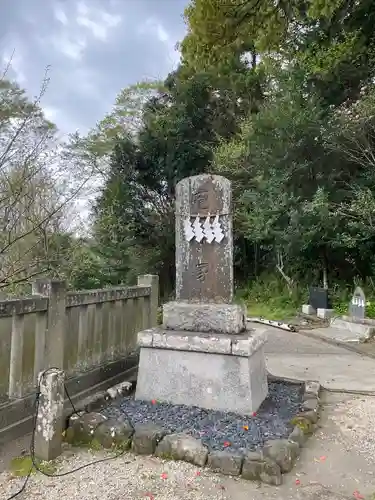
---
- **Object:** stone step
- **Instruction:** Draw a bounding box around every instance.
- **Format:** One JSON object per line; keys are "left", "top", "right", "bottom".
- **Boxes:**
{"left": 329, "top": 317, "right": 375, "bottom": 342}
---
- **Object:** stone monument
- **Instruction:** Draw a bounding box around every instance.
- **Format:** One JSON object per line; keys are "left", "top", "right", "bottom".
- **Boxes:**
{"left": 349, "top": 286, "right": 366, "bottom": 320}
{"left": 135, "top": 174, "right": 268, "bottom": 414}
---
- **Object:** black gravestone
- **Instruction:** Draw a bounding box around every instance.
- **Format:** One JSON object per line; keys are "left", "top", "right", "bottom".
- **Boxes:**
{"left": 309, "top": 287, "right": 332, "bottom": 310}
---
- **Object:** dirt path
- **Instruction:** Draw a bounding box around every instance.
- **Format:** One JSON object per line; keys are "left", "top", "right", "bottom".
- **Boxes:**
{"left": 0, "top": 392, "right": 373, "bottom": 500}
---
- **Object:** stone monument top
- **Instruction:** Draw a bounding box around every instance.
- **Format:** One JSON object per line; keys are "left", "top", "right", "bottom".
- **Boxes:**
{"left": 175, "top": 174, "right": 233, "bottom": 304}
{"left": 349, "top": 286, "right": 366, "bottom": 320}
{"left": 163, "top": 174, "right": 245, "bottom": 334}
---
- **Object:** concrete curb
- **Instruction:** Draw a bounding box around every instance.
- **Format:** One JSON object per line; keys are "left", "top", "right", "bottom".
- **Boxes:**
{"left": 296, "top": 328, "right": 375, "bottom": 360}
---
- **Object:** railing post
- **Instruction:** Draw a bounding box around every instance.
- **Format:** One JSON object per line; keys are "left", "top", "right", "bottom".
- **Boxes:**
{"left": 32, "top": 279, "right": 66, "bottom": 370}
{"left": 137, "top": 275, "right": 159, "bottom": 327}
{"left": 8, "top": 312, "right": 25, "bottom": 398}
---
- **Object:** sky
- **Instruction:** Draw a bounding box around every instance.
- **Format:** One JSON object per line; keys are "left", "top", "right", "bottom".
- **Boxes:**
{"left": 0, "top": 0, "right": 188, "bottom": 136}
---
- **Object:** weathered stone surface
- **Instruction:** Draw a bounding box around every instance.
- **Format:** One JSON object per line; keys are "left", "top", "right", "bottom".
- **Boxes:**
{"left": 242, "top": 454, "right": 282, "bottom": 486}
{"left": 135, "top": 345, "right": 267, "bottom": 414}
{"left": 137, "top": 329, "right": 155, "bottom": 347}
{"left": 163, "top": 302, "right": 246, "bottom": 334}
{"left": 94, "top": 417, "right": 133, "bottom": 449}
{"left": 305, "top": 381, "right": 320, "bottom": 397}
{"left": 262, "top": 439, "right": 299, "bottom": 473}
{"left": 317, "top": 308, "right": 334, "bottom": 319}
{"left": 106, "top": 381, "right": 133, "bottom": 400}
{"left": 291, "top": 415, "right": 314, "bottom": 434}
{"left": 34, "top": 369, "right": 65, "bottom": 462}
{"left": 175, "top": 174, "right": 233, "bottom": 304}
{"left": 66, "top": 412, "right": 107, "bottom": 445}
{"left": 302, "top": 397, "right": 319, "bottom": 412}
{"left": 349, "top": 286, "right": 366, "bottom": 320}
{"left": 241, "top": 457, "right": 263, "bottom": 481}
{"left": 207, "top": 451, "right": 243, "bottom": 476}
{"left": 152, "top": 330, "right": 232, "bottom": 354}
{"left": 330, "top": 317, "right": 375, "bottom": 342}
{"left": 231, "top": 330, "right": 267, "bottom": 356}
{"left": 260, "top": 459, "right": 283, "bottom": 486}
{"left": 245, "top": 451, "right": 263, "bottom": 461}
{"left": 288, "top": 426, "right": 307, "bottom": 447}
{"left": 75, "top": 392, "right": 108, "bottom": 414}
{"left": 299, "top": 410, "right": 319, "bottom": 424}
{"left": 132, "top": 424, "right": 166, "bottom": 455}
{"left": 155, "top": 433, "right": 208, "bottom": 466}
{"left": 302, "top": 304, "right": 316, "bottom": 315}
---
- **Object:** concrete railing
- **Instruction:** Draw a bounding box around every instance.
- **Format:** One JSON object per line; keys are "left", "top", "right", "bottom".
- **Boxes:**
{"left": 0, "top": 274, "right": 159, "bottom": 444}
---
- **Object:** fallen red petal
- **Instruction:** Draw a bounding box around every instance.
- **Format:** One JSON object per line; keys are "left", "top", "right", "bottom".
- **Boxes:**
{"left": 319, "top": 456, "right": 327, "bottom": 461}
{"left": 223, "top": 441, "right": 231, "bottom": 447}
{"left": 252, "top": 412, "right": 257, "bottom": 417}
{"left": 160, "top": 472, "right": 168, "bottom": 480}
{"left": 295, "top": 479, "right": 301, "bottom": 486}
{"left": 353, "top": 491, "right": 364, "bottom": 499}
{"left": 195, "top": 471, "right": 201, "bottom": 476}
{"left": 145, "top": 494, "right": 155, "bottom": 500}
{"left": 151, "top": 399, "right": 157, "bottom": 405}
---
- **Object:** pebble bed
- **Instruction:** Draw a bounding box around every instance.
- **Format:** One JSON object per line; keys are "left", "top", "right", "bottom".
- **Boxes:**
{"left": 102, "top": 381, "right": 302, "bottom": 452}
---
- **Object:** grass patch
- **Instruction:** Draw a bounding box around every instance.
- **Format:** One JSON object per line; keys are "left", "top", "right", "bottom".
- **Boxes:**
{"left": 236, "top": 275, "right": 305, "bottom": 321}
{"left": 10, "top": 455, "right": 57, "bottom": 477}
{"left": 245, "top": 302, "right": 297, "bottom": 321}
{"left": 237, "top": 275, "right": 375, "bottom": 320}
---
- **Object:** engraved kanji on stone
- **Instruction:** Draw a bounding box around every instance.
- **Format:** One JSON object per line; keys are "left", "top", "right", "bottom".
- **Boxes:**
{"left": 196, "top": 262, "right": 209, "bottom": 282}
{"left": 192, "top": 190, "right": 209, "bottom": 212}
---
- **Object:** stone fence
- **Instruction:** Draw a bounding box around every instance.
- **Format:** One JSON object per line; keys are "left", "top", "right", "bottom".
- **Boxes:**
{"left": 0, "top": 274, "right": 159, "bottom": 444}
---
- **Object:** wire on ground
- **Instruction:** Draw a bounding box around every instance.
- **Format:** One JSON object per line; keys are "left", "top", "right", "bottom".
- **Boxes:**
{"left": 5, "top": 368, "right": 132, "bottom": 500}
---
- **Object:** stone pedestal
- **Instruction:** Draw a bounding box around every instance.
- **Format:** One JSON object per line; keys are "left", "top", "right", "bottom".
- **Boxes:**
{"left": 135, "top": 174, "right": 268, "bottom": 415}
{"left": 163, "top": 302, "right": 246, "bottom": 334}
{"left": 135, "top": 328, "right": 268, "bottom": 414}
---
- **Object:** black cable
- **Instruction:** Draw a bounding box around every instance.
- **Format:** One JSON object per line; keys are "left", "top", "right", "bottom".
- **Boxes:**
{"left": 5, "top": 368, "right": 132, "bottom": 500}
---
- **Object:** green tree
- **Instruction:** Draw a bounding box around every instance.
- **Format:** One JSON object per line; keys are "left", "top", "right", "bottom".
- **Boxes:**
{"left": 182, "top": 0, "right": 375, "bottom": 107}
{"left": 92, "top": 69, "right": 247, "bottom": 295}
{"left": 214, "top": 67, "right": 369, "bottom": 287}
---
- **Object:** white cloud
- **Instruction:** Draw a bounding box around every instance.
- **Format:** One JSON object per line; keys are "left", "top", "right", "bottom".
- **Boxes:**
{"left": 53, "top": 5, "right": 68, "bottom": 25}
{"left": 76, "top": 1, "right": 122, "bottom": 41}
{"left": 66, "top": 67, "right": 101, "bottom": 100}
{"left": 51, "top": 34, "right": 87, "bottom": 60}
{"left": 43, "top": 105, "right": 59, "bottom": 121}
{"left": 139, "top": 18, "right": 180, "bottom": 69}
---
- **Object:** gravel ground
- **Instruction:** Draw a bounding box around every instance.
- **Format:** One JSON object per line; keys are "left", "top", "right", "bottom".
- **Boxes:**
{"left": 103, "top": 381, "right": 302, "bottom": 452}
{"left": 328, "top": 394, "right": 375, "bottom": 464}
{"left": 0, "top": 449, "right": 260, "bottom": 500}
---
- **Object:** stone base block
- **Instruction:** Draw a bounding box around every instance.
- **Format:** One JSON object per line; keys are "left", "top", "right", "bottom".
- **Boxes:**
{"left": 317, "top": 308, "right": 334, "bottom": 320}
{"left": 163, "top": 302, "right": 246, "bottom": 334}
{"left": 302, "top": 304, "right": 316, "bottom": 315}
{"left": 330, "top": 317, "right": 375, "bottom": 342}
{"left": 135, "top": 328, "right": 268, "bottom": 415}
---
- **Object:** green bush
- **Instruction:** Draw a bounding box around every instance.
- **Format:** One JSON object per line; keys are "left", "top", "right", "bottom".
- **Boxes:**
{"left": 237, "top": 274, "right": 308, "bottom": 320}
